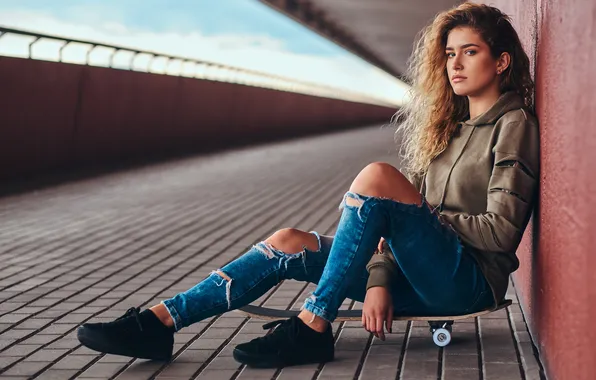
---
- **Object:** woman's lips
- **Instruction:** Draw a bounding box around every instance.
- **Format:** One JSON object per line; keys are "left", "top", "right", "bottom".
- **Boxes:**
{"left": 452, "top": 77, "right": 466, "bottom": 83}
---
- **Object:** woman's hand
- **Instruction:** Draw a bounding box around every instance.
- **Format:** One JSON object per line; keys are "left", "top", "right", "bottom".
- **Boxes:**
{"left": 362, "top": 286, "right": 393, "bottom": 341}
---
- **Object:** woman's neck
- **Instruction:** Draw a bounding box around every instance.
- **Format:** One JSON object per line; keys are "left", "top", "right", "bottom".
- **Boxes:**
{"left": 467, "top": 87, "right": 502, "bottom": 119}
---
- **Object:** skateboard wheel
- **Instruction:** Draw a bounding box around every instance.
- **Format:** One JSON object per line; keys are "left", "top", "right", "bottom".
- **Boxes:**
{"left": 432, "top": 328, "right": 451, "bottom": 347}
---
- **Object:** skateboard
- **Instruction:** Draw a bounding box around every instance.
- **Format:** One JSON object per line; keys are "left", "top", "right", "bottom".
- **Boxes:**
{"left": 238, "top": 299, "right": 512, "bottom": 347}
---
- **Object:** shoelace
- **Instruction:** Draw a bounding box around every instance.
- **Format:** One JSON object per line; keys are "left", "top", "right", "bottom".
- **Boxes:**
{"left": 258, "top": 317, "right": 300, "bottom": 349}
{"left": 115, "top": 307, "right": 144, "bottom": 332}
{"left": 262, "top": 319, "right": 287, "bottom": 331}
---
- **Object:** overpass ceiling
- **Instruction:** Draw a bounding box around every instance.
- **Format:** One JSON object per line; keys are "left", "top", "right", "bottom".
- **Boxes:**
{"left": 260, "top": 0, "right": 464, "bottom": 79}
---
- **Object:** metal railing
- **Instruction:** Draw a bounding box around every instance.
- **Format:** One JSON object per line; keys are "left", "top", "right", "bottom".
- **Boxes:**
{"left": 0, "top": 26, "right": 396, "bottom": 107}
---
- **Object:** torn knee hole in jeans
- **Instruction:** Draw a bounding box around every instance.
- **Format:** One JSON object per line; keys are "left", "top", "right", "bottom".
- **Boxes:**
{"left": 254, "top": 242, "right": 278, "bottom": 259}
{"left": 345, "top": 197, "right": 364, "bottom": 208}
{"left": 339, "top": 192, "right": 366, "bottom": 220}
{"left": 210, "top": 269, "right": 233, "bottom": 310}
{"left": 254, "top": 241, "right": 309, "bottom": 273}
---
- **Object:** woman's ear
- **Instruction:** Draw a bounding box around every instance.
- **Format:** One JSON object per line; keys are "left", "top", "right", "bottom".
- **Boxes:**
{"left": 496, "top": 52, "right": 511, "bottom": 74}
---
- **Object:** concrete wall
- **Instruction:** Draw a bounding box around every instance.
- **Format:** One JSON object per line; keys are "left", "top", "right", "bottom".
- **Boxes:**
{"left": 0, "top": 57, "right": 396, "bottom": 181}
{"left": 480, "top": 1, "right": 596, "bottom": 379}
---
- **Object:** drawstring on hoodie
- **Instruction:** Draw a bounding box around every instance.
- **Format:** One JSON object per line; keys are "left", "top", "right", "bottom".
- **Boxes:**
{"left": 437, "top": 124, "right": 477, "bottom": 213}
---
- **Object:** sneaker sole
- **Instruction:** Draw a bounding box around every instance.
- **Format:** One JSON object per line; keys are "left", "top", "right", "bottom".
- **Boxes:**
{"left": 232, "top": 347, "right": 334, "bottom": 368}
{"left": 77, "top": 326, "right": 172, "bottom": 361}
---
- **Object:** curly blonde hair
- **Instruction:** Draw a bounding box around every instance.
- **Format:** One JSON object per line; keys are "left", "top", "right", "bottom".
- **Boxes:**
{"left": 395, "top": 3, "right": 534, "bottom": 177}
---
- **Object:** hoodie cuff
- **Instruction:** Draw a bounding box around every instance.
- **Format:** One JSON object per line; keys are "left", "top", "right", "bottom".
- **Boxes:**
{"left": 366, "top": 264, "right": 395, "bottom": 291}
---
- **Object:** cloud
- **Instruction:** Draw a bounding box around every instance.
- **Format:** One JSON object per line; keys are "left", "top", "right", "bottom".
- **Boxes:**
{"left": 0, "top": 9, "right": 409, "bottom": 105}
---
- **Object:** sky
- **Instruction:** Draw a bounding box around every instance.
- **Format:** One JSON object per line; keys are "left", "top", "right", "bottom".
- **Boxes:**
{"left": 0, "top": 0, "right": 409, "bottom": 104}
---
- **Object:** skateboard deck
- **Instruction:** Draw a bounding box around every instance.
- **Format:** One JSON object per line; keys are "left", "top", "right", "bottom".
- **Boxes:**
{"left": 238, "top": 299, "right": 512, "bottom": 322}
{"left": 238, "top": 300, "right": 512, "bottom": 347}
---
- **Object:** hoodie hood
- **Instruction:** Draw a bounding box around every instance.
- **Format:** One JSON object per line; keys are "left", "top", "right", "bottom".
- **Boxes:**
{"left": 462, "top": 91, "right": 526, "bottom": 127}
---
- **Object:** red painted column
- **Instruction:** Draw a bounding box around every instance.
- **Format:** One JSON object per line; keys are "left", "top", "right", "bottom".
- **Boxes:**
{"left": 481, "top": 1, "right": 596, "bottom": 379}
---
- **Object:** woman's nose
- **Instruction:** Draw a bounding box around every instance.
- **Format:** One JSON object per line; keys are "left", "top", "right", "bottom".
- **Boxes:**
{"left": 451, "top": 56, "right": 463, "bottom": 71}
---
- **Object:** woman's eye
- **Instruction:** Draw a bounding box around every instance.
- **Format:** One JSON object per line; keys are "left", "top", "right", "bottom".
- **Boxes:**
{"left": 465, "top": 50, "right": 476, "bottom": 55}
{"left": 446, "top": 52, "right": 455, "bottom": 58}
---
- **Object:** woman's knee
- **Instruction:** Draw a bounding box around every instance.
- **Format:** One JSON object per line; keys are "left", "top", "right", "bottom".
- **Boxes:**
{"left": 265, "top": 228, "right": 319, "bottom": 254}
{"left": 350, "top": 162, "right": 421, "bottom": 205}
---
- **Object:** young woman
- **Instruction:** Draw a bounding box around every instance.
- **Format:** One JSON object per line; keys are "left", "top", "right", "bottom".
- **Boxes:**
{"left": 77, "top": 3, "right": 539, "bottom": 369}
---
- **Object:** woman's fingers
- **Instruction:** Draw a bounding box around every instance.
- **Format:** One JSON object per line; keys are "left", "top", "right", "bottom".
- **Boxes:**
{"left": 363, "top": 312, "right": 391, "bottom": 340}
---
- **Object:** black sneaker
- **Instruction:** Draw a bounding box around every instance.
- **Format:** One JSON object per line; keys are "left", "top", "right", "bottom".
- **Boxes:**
{"left": 77, "top": 307, "right": 174, "bottom": 361}
{"left": 233, "top": 316, "right": 334, "bottom": 368}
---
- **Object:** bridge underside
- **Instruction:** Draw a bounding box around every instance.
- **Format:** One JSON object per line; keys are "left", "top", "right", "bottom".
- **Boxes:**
{"left": 259, "top": 0, "right": 463, "bottom": 78}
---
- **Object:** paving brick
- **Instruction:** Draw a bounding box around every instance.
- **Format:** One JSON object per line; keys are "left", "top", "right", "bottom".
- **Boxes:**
{"left": 22, "top": 348, "right": 69, "bottom": 362}
{"left": 79, "top": 362, "right": 126, "bottom": 378}
{"left": 361, "top": 354, "right": 399, "bottom": 371}
{"left": 19, "top": 334, "right": 60, "bottom": 345}
{"left": 518, "top": 341, "right": 543, "bottom": 379}
{"left": 36, "top": 323, "right": 76, "bottom": 334}
{"left": 13, "top": 319, "right": 51, "bottom": 329}
{"left": 358, "top": 368, "right": 399, "bottom": 380}
{"left": 318, "top": 350, "right": 362, "bottom": 376}
{"left": 444, "top": 368, "right": 480, "bottom": 380}
{"left": 443, "top": 352, "right": 479, "bottom": 369}
{"left": 204, "top": 356, "right": 241, "bottom": 370}
{"left": 200, "top": 328, "right": 239, "bottom": 339}
{"left": 51, "top": 354, "right": 97, "bottom": 369}
{"left": 482, "top": 346, "right": 519, "bottom": 363}
{"left": 158, "top": 362, "right": 202, "bottom": 377}
{"left": 0, "top": 314, "right": 28, "bottom": 324}
{"left": 195, "top": 369, "right": 237, "bottom": 380}
{"left": 45, "top": 338, "right": 79, "bottom": 350}
{"left": 1, "top": 360, "right": 48, "bottom": 376}
{"left": 484, "top": 362, "right": 524, "bottom": 380}
{"left": 367, "top": 344, "right": 402, "bottom": 356}
{"left": 188, "top": 338, "right": 226, "bottom": 350}
{"left": 0, "top": 338, "right": 17, "bottom": 350}
{"left": 35, "top": 368, "right": 80, "bottom": 379}
{"left": 401, "top": 359, "right": 439, "bottom": 379}
{"left": 0, "top": 303, "right": 27, "bottom": 312}
{"left": 0, "top": 344, "right": 42, "bottom": 356}
{"left": 0, "top": 329, "right": 34, "bottom": 339}
{"left": 171, "top": 349, "right": 212, "bottom": 364}
{"left": 97, "top": 354, "right": 132, "bottom": 364}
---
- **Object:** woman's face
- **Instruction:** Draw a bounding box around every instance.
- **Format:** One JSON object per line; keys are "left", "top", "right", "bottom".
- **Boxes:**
{"left": 445, "top": 26, "right": 504, "bottom": 97}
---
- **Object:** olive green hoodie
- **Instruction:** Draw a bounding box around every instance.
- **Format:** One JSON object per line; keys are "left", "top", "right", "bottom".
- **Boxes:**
{"left": 366, "top": 91, "right": 540, "bottom": 308}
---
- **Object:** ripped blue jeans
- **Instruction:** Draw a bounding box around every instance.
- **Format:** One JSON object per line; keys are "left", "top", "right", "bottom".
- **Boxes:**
{"left": 162, "top": 191, "right": 494, "bottom": 331}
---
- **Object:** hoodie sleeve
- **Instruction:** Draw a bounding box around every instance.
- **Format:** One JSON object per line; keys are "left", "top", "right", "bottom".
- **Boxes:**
{"left": 365, "top": 240, "right": 398, "bottom": 290}
{"left": 441, "top": 118, "right": 540, "bottom": 253}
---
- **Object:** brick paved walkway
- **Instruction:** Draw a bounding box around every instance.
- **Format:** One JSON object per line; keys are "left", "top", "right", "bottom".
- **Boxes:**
{"left": 0, "top": 126, "right": 543, "bottom": 379}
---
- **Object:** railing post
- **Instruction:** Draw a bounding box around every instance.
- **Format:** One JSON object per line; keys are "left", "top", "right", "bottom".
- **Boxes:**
{"left": 58, "top": 41, "right": 68, "bottom": 63}
{"left": 28, "top": 36, "right": 41, "bottom": 59}
{"left": 86, "top": 45, "right": 96, "bottom": 65}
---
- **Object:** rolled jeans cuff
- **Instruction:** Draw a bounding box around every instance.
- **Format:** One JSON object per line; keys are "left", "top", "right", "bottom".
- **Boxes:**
{"left": 300, "top": 299, "right": 335, "bottom": 323}
{"left": 161, "top": 300, "right": 182, "bottom": 332}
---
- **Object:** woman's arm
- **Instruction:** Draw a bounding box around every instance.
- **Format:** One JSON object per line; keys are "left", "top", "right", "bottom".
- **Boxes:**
{"left": 442, "top": 118, "right": 540, "bottom": 252}
{"left": 363, "top": 238, "right": 396, "bottom": 340}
